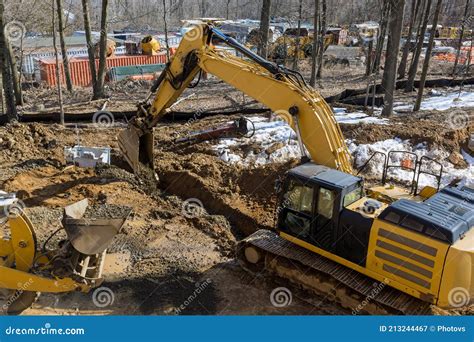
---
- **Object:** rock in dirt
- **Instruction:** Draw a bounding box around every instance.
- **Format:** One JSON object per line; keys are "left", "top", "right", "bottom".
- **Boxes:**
{"left": 448, "top": 151, "right": 468, "bottom": 169}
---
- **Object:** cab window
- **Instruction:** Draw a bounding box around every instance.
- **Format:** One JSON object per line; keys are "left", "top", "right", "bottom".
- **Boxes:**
{"left": 343, "top": 187, "right": 363, "bottom": 207}
{"left": 284, "top": 181, "right": 314, "bottom": 215}
{"left": 317, "top": 187, "right": 334, "bottom": 219}
{"left": 282, "top": 181, "right": 314, "bottom": 238}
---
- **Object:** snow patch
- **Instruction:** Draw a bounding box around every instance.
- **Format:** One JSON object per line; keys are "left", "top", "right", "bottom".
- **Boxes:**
{"left": 211, "top": 115, "right": 472, "bottom": 188}
{"left": 333, "top": 107, "right": 388, "bottom": 125}
{"left": 349, "top": 138, "right": 473, "bottom": 187}
{"left": 213, "top": 116, "right": 301, "bottom": 166}
{"left": 393, "top": 88, "right": 474, "bottom": 112}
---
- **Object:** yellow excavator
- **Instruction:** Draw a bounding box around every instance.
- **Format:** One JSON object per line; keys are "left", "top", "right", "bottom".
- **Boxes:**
{"left": 118, "top": 23, "right": 473, "bottom": 314}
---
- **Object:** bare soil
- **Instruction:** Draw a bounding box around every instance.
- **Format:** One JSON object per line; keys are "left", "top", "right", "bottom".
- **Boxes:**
{"left": 1, "top": 64, "right": 472, "bottom": 316}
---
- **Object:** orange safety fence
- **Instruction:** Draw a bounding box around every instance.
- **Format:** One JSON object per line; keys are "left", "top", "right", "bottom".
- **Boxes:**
{"left": 39, "top": 52, "right": 173, "bottom": 87}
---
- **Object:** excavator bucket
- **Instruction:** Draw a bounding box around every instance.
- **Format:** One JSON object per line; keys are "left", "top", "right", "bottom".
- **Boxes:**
{"left": 117, "top": 125, "right": 154, "bottom": 173}
{"left": 62, "top": 199, "right": 131, "bottom": 256}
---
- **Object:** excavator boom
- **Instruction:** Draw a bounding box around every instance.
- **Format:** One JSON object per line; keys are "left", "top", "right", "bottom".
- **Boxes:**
{"left": 118, "top": 23, "right": 352, "bottom": 174}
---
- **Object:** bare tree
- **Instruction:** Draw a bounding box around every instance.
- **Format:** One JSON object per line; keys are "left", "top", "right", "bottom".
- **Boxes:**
{"left": 382, "top": 0, "right": 406, "bottom": 117}
{"left": 414, "top": 0, "right": 443, "bottom": 111}
{"left": 452, "top": 0, "right": 470, "bottom": 75}
{"left": 7, "top": 40, "right": 22, "bottom": 105}
{"left": 365, "top": 38, "right": 373, "bottom": 76}
{"left": 310, "top": 0, "right": 319, "bottom": 87}
{"left": 316, "top": 0, "right": 327, "bottom": 78}
{"left": 199, "top": 0, "right": 208, "bottom": 17}
{"left": 372, "top": 0, "right": 390, "bottom": 74}
{"left": 95, "top": 0, "right": 109, "bottom": 99}
{"left": 81, "top": 0, "right": 98, "bottom": 96}
{"left": 405, "top": 0, "right": 432, "bottom": 92}
{"left": 0, "top": 0, "right": 17, "bottom": 120}
{"left": 225, "top": 0, "right": 232, "bottom": 19}
{"left": 52, "top": 0, "right": 64, "bottom": 125}
{"left": 292, "top": 0, "right": 303, "bottom": 70}
{"left": 56, "top": 0, "right": 73, "bottom": 93}
{"left": 398, "top": 0, "right": 421, "bottom": 78}
{"left": 258, "top": 0, "right": 271, "bottom": 58}
{"left": 163, "top": 0, "right": 170, "bottom": 62}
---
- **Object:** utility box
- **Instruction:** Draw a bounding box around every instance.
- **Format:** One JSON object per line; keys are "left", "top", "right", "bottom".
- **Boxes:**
{"left": 64, "top": 145, "right": 111, "bottom": 168}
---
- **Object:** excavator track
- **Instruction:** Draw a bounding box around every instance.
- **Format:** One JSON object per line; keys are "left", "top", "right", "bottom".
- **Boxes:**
{"left": 237, "top": 229, "right": 435, "bottom": 315}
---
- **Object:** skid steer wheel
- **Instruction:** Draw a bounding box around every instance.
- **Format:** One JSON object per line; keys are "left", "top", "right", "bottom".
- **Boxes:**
{"left": 5, "top": 290, "right": 40, "bottom": 315}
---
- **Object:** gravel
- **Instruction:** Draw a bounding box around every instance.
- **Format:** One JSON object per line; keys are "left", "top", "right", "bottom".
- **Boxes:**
{"left": 82, "top": 203, "right": 132, "bottom": 219}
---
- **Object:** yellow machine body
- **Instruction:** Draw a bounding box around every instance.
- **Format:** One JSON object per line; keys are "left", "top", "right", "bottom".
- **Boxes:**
{"left": 141, "top": 36, "right": 161, "bottom": 55}
{"left": 118, "top": 23, "right": 473, "bottom": 310}
{"left": 0, "top": 214, "right": 89, "bottom": 294}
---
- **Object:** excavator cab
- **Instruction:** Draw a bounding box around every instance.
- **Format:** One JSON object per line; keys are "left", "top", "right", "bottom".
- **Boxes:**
{"left": 276, "top": 163, "right": 370, "bottom": 264}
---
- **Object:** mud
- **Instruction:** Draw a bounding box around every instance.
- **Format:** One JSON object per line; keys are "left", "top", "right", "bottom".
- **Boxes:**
{"left": 1, "top": 71, "right": 472, "bottom": 316}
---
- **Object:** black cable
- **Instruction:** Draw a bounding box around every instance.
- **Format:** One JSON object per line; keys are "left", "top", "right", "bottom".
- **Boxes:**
{"left": 42, "top": 227, "right": 63, "bottom": 253}
{"left": 188, "top": 69, "right": 202, "bottom": 88}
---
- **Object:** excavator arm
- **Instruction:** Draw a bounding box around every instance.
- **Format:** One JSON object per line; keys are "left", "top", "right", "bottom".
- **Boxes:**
{"left": 118, "top": 23, "right": 352, "bottom": 174}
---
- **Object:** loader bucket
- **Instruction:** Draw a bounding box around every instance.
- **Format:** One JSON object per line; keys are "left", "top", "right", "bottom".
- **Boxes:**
{"left": 117, "top": 125, "right": 154, "bottom": 173}
{"left": 62, "top": 199, "right": 131, "bottom": 256}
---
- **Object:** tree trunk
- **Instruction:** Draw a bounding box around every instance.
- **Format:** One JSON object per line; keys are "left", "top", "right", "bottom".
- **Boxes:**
{"left": 95, "top": 0, "right": 109, "bottom": 100}
{"left": 365, "top": 39, "right": 373, "bottom": 76}
{"left": 52, "top": 0, "right": 65, "bottom": 125}
{"left": 0, "top": 0, "right": 17, "bottom": 120}
{"left": 414, "top": 0, "right": 443, "bottom": 111}
{"left": 258, "top": 0, "right": 271, "bottom": 58}
{"left": 452, "top": 0, "right": 470, "bottom": 75}
{"left": 81, "top": 0, "right": 98, "bottom": 96}
{"left": 226, "top": 0, "right": 231, "bottom": 19}
{"left": 310, "top": 0, "right": 319, "bottom": 87}
{"left": 292, "top": 0, "right": 303, "bottom": 70}
{"left": 316, "top": 0, "right": 326, "bottom": 78}
{"left": 405, "top": 0, "right": 432, "bottom": 92}
{"left": 199, "top": 0, "right": 207, "bottom": 17}
{"left": 398, "top": 0, "right": 421, "bottom": 78}
{"left": 56, "top": 0, "right": 73, "bottom": 93}
{"left": 7, "top": 41, "right": 22, "bottom": 105}
{"left": 163, "top": 0, "right": 170, "bottom": 62}
{"left": 381, "top": 0, "right": 406, "bottom": 117}
{"left": 372, "top": 0, "right": 390, "bottom": 74}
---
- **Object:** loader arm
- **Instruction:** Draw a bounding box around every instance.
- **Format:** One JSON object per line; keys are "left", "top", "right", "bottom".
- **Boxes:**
{"left": 118, "top": 24, "right": 352, "bottom": 174}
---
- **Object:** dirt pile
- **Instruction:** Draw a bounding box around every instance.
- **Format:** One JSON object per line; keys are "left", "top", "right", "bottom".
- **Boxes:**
{"left": 341, "top": 113, "right": 471, "bottom": 152}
